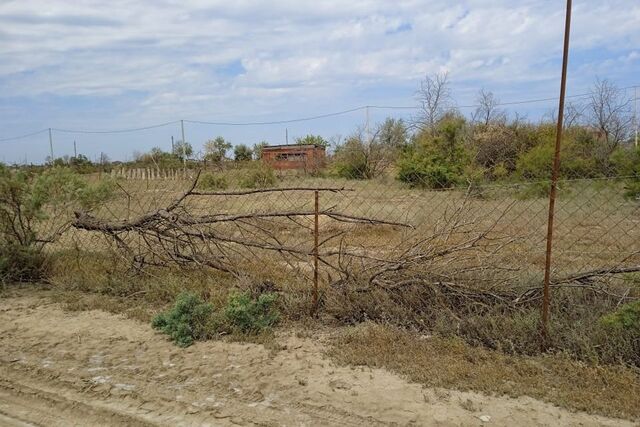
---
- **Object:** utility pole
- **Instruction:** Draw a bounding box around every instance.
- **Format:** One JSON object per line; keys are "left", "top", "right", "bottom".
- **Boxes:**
{"left": 365, "top": 105, "right": 371, "bottom": 143}
{"left": 180, "top": 120, "right": 186, "bottom": 176}
{"left": 73, "top": 140, "right": 77, "bottom": 158}
{"left": 48, "top": 128, "right": 54, "bottom": 164}
{"left": 285, "top": 128, "right": 289, "bottom": 145}
{"left": 634, "top": 85, "right": 638, "bottom": 148}
{"left": 542, "top": 0, "right": 572, "bottom": 342}
{"left": 171, "top": 136, "right": 175, "bottom": 153}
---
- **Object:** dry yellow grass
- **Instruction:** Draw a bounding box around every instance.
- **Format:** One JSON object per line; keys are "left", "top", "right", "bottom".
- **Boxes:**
{"left": 54, "top": 172, "right": 640, "bottom": 284}
{"left": 328, "top": 322, "right": 640, "bottom": 420}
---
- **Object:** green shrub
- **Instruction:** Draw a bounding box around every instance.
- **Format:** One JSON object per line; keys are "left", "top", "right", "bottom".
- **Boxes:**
{"left": 623, "top": 181, "right": 640, "bottom": 200}
{"left": 152, "top": 292, "right": 216, "bottom": 347}
{"left": 0, "top": 244, "right": 49, "bottom": 283}
{"left": 0, "top": 166, "right": 114, "bottom": 283}
{"left": 396, "top": 117, "right": 468, "bottom": 189}
{"left": 198, "top": 172, "right": 228, "bottom": 190}
{"left": 224, "top": 291, "right": 279, "bottom": 334}
{"left": 233, "top": 144, "right": 253, "bottom": 162}
{"left": 610, "top": 146, "right": 640, "bottom": 178}
{"left": 334, "top": 156, "right": 371, "bottom": 180}
{"left": 397, "top": 153, "right": 462, "bottom": 189}
{"left": 600, "top": 301, "right": 640, "bottom": 332}
{"left": 239, "top": 166, "right": 276, "bottom": 188}
{"left": 332, "top": 132, "right": 397, "bottom": 180}
{"left": 516, "top": 180, "right": 552, "bottom": 199}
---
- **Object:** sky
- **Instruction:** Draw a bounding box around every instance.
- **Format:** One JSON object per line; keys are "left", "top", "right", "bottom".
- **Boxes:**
{"left": 0, "top": 0, "right": 638, "bottom": 164}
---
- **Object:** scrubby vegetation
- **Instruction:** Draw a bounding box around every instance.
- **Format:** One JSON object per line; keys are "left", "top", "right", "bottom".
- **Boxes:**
{"left": 0, "top": 166, "right": 115, "bottom": 282}
{"left": 152, "top": 290, "right": 279, "bottom": 347}
{"left": 224, "top": 291, "right": 279, "bottom": 334}
{"left": 239, "top": 164, "right": 276, "bottom": 188}
{"left": 198, "top": 172, "right": 228, "bottom": 190}
{"left": 152, "top": 292, "right": 216, "bottom": 347}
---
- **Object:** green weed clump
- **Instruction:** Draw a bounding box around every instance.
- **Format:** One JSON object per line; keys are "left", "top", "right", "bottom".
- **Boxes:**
{"left": 198, "top": 172, "right": 228, "bottom": 190}
{"left": 224, "top": 292, "right": 279, "bottom": 333}
{"left": 239, "top": 166, "right": 276, "bottom": 188}
{"left": 622, "top": 181, "right": 640, "bottom": 201}
{"left": 152, "top": 292, "right": 216, "bottom": 347}
{"left": 152, "top": 290, "right": 279, "bottom": 347}
{"left": 600, "top": 301, "right": 640, "bottom": 332}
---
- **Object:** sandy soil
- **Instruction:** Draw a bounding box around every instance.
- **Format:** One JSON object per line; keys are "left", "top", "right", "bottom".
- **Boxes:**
{"left": 0, "top": 290, "right": 635, "bottom": 427}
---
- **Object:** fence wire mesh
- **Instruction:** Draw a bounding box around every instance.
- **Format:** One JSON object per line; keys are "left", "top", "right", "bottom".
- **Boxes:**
{"left": 2, "top": 82, "right": 639, "bottom": 357}
{"left": 49, "top": 160, "right": 639, "bottom": 310}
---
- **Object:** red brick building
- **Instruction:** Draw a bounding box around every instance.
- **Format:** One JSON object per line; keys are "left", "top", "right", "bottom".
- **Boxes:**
{"left": 262, "top": 144, "right": 326, "bottom": 171}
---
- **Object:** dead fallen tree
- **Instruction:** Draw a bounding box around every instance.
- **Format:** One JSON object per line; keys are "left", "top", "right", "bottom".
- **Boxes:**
{"left": 71, "top": 172, "right": 638, "bottom": 319}
{"left": 71, "top": 172, "right": 411, "bottom": 277}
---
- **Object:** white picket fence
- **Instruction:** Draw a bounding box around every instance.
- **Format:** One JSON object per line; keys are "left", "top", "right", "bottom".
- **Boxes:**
{"left": 110, "top": 167, "right": 197, "bottom": 180}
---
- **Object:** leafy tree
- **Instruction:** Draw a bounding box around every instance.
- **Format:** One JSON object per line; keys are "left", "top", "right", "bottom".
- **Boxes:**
{"left": 253, "top": 141, "right": 269, "bottom": 160}
{"left": 172, "top": 140, "right": 193, "bottom": 160}
{"left": 397, "top": 114, "right": 469, "bottom": 188}
{"left": 0, "top": 166, "right": 115, "bottom": 281}
{"left": 233, "top": 144, "right": 253, "bottom": 162}
{"left": 377, "top": 118, "right": 408, "bottom": 149}
{"left": 333, "top": 123, "right": 403, "bottom": 179}
{"left": 295, "top": 134, "right": 329, "bottom": 147}
{"left": 204, "top": 137, "right": 232, "bottom": 163}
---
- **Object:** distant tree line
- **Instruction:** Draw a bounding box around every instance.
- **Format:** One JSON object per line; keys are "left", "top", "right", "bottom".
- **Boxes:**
{"left": 331, "top": 73, "right": 638, "bottom": 195}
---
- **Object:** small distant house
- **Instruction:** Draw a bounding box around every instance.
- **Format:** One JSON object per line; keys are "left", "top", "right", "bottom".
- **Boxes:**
{"left": 262, "top": 144, "right": 326, "bottom": 171}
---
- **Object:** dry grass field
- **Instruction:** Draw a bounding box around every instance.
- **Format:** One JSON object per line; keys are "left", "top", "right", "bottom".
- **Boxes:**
{"left": 60, "top": 171, "right": 640, "bottom": 282}
{"left": 13, "top": 169, "right": 637, "bottom": 422}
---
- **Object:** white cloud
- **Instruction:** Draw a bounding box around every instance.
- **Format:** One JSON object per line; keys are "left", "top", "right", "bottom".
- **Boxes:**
{"left": 0, "top": 0, "right": 638, "bottom": 123}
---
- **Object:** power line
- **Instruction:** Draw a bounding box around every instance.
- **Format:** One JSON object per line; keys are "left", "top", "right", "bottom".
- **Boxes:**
{"left": 184, "top": 106, "right": 367, "bottom": 126}
{"left": 0, "top": 84, "right": 637, "bottom": 141}
{"left": 52, "top": 120, "right": 181, "bottom": 134}
{"left": 372, "top": 85, "right": 639, "bottom": 110}
{"left": 0, "top": 128, "right": 49, "bottom": 142}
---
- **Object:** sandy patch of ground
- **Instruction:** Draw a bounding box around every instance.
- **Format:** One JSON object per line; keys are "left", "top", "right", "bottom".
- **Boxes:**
{"left": 0, "top": 290, "right": 634, "bottom": 426}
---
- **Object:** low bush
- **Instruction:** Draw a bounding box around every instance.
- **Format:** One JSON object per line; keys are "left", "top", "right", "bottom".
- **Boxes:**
{"left": 224, "top": 291, "right": 279, "bottom": 333}
{"left": 198, "top": 172, "right": 228, "bottom": 190}
{"left": 397, "top": 154, "right": 462, "bottom": 189}
{"left": 516, "top": 180, "right": 552, "bottom": 199}
{"left": 0, "top": 166, "right": 114, "bottom": 284}
{"left": 600, "top": 301, "right": 640, "bottom": 332}
{"left": 0, "top": 244, "right": 49, "bottom": 283}
{"left": 152, "top": 292, "right": 216, "bottom": 347}
{"left": 152, "top": 290, "right": 279, "bottom": 347}
{"left": 622, "top": 180, "right": 640, "bottom": 201}
{"left": 322, "top": 283, "right": 640, "bottom": 368}
{"left": 239, "top": 166, "right": 276, "bottom": 188}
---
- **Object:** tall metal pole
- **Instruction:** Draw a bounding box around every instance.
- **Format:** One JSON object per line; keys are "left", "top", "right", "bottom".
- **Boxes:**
{"left": 365, "top": 105, "right": 370, "bottom": 143}
{"left": 73, "top": 140, "right": 77, "bottom": 158}
{"left": 542, "top": 0, "right": 572, "bottom": 341}
{"left": 48, "top": 128, "right": 54, "bottom": 164}
{"left": 180, "top": 120, "right": 186, "bottom": 177}
{"left": 312, "top": 190, "right": 319, "bottom": 315}
{"left": 634, "top": 86, "right": 638, "bottom": 148}
{"left": 285, "top": 128, "right": 289, "bottom": 145}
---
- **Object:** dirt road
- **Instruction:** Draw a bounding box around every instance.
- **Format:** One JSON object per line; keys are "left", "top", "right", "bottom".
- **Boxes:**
{"left": 0, "top": 290, "right": 634, "bottom": 426}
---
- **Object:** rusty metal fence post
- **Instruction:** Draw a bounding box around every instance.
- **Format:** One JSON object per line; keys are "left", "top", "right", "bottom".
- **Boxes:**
{"left": 541, "top": 0, "right": 573, "bottom": 342}
{"left": 312, "top": 190, "right": 320, "bottom": 315}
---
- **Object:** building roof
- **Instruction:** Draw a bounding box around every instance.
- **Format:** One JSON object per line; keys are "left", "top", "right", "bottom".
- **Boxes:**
{"left": 262, "top": 144, "right": 325, "bottom": 150}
